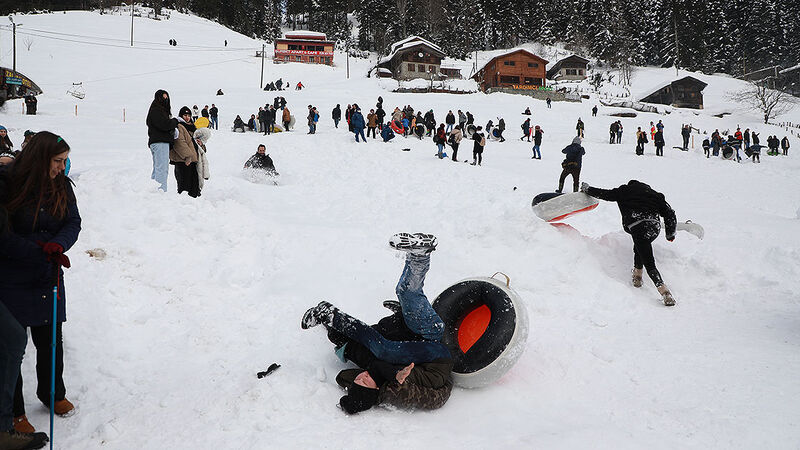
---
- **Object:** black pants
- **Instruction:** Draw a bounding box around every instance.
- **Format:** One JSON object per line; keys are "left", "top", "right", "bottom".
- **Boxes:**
{"left": 451, "top": 143, "right": 459, "bottom": 161}
{"left": 174, "top": 162, "right": 200, "bottom": 197}
{"left": 266, "top": 121, "right": 274, "bottom": 135}
{"left": 14, "top": 323, "right": 65, "bottom": 416}
{"left": 682, "top": 135, "right": 689, "bottom": 148}
{"left": 368, "top": 127, "right": 376, "bottom": 138}
{"left": 656, "top": 144, "right": 664, "bottom": 156}
{"left": 259, "top": 120, "right": 266, "bottom": 134}
{"left": 704, "top": 146, "right": 710, "bottom": 158}
{"left": 610, "top": 133, "right": 615, "bottom": 144}
{"left": 558, "top": 165, "right": 581, "bottom": 192}
{"left": 631, "top": 225, "right": 663, "bottom": 287}
{"left": 752, "top": 153, "right": 759, "bottom": 162}
{"left": 472, "top": 149, "right": 482, "bottom": 165}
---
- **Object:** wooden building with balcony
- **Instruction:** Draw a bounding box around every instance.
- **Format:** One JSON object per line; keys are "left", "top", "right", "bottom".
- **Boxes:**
{"left": 376, "top": 36, "right": 446, "bottom": 80}
{"left": 472, "top": 49, "right": 548, "bottom": 92}
{"left": 273, "top": 31, "right": 334, "bottom": 65}
{"left": 640, "top": 76, "right": 707, "bottom": 109}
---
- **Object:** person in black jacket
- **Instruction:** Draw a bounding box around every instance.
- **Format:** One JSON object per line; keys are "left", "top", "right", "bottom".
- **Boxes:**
{"left": 375, "top": 105, "right": 386, "bottom": 132}
{"left": 582, "top": 180, "right": 677, "bottom": 306}
{"left": 471, "top": 126, "right": 485, "bottom": 166}
{"left": 557, "top": 136, "right": 585, "bottom": 192}
{"left": 445, "top": 110, "right": 455, "bottom": 133}
{"left": 258, "top": 107, "right": 267, "bottom": 135}
{"left": 209, "top": 104, "right": 219, "bottom": 130}
{"left": 781, "top": 136, "right": 790, "bottom": 155}
{"left": 332, "top": 104, "right": 341, "bottom": 128}
{"left": 243, "top": 144, "right": 278, "bottom": 177}
{"left": 497, "top": 118, "right": 506, "bottom": 142}
{"left": 146, "top": 89, "right": 177, "bottom": 192}
{"left": 654, "top": 129, "right": 665, "bottom": 156}
{"left": 1, "top": 132, "right": 82, "bottom": 430}
{"left": 265, "top": 106, "right": 276, "bottom": 135}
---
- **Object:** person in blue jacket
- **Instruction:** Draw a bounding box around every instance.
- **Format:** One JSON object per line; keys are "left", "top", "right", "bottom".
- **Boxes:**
{"left": 381, "top": 123, "right": 395, "bottom": 142}
{"left": 351, "top": 106, "right": 367, "bottom": 143}
{"left": 556, "top": 136, "right": 585, "bottom": 193}
{"left": 0, "top": 131, "right": 81, "bottom": 432}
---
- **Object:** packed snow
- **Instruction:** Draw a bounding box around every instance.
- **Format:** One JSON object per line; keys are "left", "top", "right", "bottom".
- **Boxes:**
{"left": 1, "top": 9, "right": 799, "bottom": 449}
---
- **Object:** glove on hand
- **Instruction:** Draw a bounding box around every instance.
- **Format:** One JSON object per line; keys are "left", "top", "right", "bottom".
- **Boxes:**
{"left": 38, "top": 241, "right": 71, "bottom": 268}
{"left": 42, "top": 242, "right": 64, "bottom": 255}
{"left": 579, "top": 182, "right": 590, "bottom": 193}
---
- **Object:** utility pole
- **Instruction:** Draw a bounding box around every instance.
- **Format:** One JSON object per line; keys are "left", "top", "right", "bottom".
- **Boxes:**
{"left": 346, "top": 36, "right": 350, "bottom": 79}
{"left": 130, "top": 2, "right": 134, "bottom": 46}
{"left": 260, "top": 43, "right": 265, "bottom": 89}
{"left": 9, "top": 17, "right": 17, "bottom": 72}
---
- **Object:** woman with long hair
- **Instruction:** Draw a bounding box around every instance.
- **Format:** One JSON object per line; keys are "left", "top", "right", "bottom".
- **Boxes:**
{"left": 0, "top": 131, "right": 81, "bottom": 433}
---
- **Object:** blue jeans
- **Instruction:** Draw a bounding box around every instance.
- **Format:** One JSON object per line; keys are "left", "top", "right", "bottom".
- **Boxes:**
{"left": 210, "top": 116, "right": 218, "bottom": 130}
{"left": 446, "top": 124, "right": 453, "bottom": 133}
{"left": 334, "top": 118, "right": 340, "bottom": 128}
{"left": 532, "top": 144, "right": 541, "bottom": 158}
{"left": 149, "top": 142, "right": 170, "bottom": 191}
{"left": 0, "top": 302, "right": 26, "bottom": 432}
{"left": 437, "top": 143, "right": 444, "bottom": 157}
{"left": 395, "top": 254, "right": 444, "bottom": 341}
{"left": 355, "top": 128, "right": 366, "bottom": 142}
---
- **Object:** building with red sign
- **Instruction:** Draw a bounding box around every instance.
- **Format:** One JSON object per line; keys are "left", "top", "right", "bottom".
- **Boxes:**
{"left": 273, "top": 31, "right": 335, "bottom": 65}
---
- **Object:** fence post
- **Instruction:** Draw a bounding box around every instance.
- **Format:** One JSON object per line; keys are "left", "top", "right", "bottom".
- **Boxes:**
{"left": 123, "top": 108, "right": 126, "bottom": 122}
{"left": 691, "top": 135, "right": 694, "bottom": 149}
{"left": 75, "top": 105, "right": 78, "bottom": 116}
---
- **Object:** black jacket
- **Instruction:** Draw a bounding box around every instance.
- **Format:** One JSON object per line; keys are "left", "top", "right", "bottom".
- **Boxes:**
{"left": 209, "top": 106, "right": 218, "bottom": 118}
{"left": 146, "top": 90, "right": 177, "bottom": 146}
{"left": 586, "top": 180, "right": 676, "bottom": 239}
{"left": 244, "top": 153, "right": 278, "bottom": 175}
{"left": 332, "top": 106, "right": 341, "bottom": 120}
{"left": 561, "top": 143, "right": 585, "bottom": 168}
{"left": 445, "top": 112, "right": 455, "bottom": 124}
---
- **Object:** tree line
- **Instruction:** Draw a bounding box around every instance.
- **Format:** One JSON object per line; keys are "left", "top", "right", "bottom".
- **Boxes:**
{"left": 5, "top": 0, "right": 799, "bottom": 78}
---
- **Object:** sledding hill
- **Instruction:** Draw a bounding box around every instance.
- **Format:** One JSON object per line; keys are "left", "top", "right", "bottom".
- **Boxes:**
{"left": 1, "top": 9, "right": 799, "bottom": 449}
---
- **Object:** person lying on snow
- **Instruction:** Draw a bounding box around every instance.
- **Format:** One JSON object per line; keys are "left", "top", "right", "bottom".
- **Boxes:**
{"left": 243, "top": 144, "right": 278, "bottom": 177}
{"left": 581, "top": 180, "right": 677, "bottom": 306}
{"left": 301, "top": 233, "right": 454, "bottom": 414}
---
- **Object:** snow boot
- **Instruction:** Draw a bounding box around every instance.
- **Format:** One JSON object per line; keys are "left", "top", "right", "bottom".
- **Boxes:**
{"left": 389, "top": 233, "right": 437, "bottom": 255}
{"left": 53, "top": 399, "right": 75, "bottom": 417}
{"left": 382, "top": 300, "right": 402, "bottom": 314}
{"left": 657, "top": 284, "right": 676, "bottom": 306}
{"left": 0, "top": 429, "right": 49, "bottom": 450}
{"left": 301, "top": 301, "right": 334, "bottom": 329}
{"left": 12, "top": 416, "right": 34, "bottom": 434}
{"left": 632, "top": 268, "right": 643, "bottom": 288}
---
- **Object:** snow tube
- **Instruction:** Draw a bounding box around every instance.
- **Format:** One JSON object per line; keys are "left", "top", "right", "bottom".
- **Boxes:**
{"left": 288, "top": 115, "right": 295, "bottom": 130}
{"left": 390, "top": 120, "right": 404, "bottom": 134}
{"left": 432, "top": 274, "right": 529, "bottom": 389}
{"left": 465, "top": 124, "right": 477, "bottom": 139}
{"left": 413, "top": 124, "right": 425, "bottom": 138}
{"left": 531, "top": 192, "right": 599, "bottom": 222}
{"left": 722, "top": 146, "right": 734, "bottom": 160}
{"left": 195, "top": 117, "right": 210, "bottom": 128}
{"left": 272, "top": 124, "right": 284, "bottom": 133}
{"left": 490, "top": 128, "right": 502, "bottom": 141}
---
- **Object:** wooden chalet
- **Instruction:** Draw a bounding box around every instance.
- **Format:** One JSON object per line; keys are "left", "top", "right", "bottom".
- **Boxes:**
{"left": 274, "top": 31, "right": 334, "bottom": 65}
{"left": 641, "top": 76, "right": 707, "bottom": 109}
{"left": 377, "top": 36, "right": 446, "bottom": 80}
{"left": 547, "top": 55, "right": 589, "bottom": 81}
{"left": 472, "top": 49, "right": 548, "bottom": 92}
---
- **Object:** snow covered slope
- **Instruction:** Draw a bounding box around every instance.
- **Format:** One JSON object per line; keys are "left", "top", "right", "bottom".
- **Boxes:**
{"left": 1, "top": 10, "right": 799, "bottom": 449}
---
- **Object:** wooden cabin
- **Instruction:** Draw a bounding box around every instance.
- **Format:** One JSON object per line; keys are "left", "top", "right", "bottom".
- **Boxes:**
{"left": 273, "top": 31, "right": 334, "bottom": 65}
{"left": 641, "top": 76, "right": 707, "bottom": 109}
{"left": 377, "top": 36, "right": 446, "bottom": 80}
{"left": 547, "top": 55, "right": 589, "bottom": 81}
{"left": 472, "top": 49, "right": 548, "bottom": 92}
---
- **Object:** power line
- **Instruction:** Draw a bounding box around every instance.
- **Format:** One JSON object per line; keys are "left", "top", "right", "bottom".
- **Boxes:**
{"left": 79, "top": 56, "right": 254, "bottom": 85}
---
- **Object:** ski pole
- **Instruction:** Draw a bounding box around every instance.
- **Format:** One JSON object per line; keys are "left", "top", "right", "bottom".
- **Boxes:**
{"left": 50, "top": 265, "right": 59, "bottom": 450}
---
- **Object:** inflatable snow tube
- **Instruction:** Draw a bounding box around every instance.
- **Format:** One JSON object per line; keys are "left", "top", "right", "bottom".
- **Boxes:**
{"left": 195, "top": 117, "right": 210, "bottom": 128}
{"left": 722, "top": 146, "right": 734, "bottom": 160}
{"left": 432, "top": 274, "right": 529, "bottom": 389}
{"left": 288, "top": 115, "right": 296, "bottom": 130}
{"left": 390, "top": 121, "right": 404, "bottom": 134}
{"left": 465, "top": 124, "right": 477, "bottom": 139}
{"left": 490, "top": 128, "right": 502, "bottom": 140}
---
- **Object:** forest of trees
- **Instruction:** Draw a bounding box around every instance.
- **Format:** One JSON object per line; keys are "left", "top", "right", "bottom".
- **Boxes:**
{"left": 5, "top": 0, "right": 799, "bottom": 78}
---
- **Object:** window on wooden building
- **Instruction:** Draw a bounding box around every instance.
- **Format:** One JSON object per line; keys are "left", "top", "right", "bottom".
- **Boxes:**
{"left": 407, "top": 64, "right": 415, "bottom": 72}
{"left": 503, "top": 61, "right": 516, "bottom": 66}
{"left": 528, "top": 62, "right": 539, "bottom": 68}
{"left": 500, "top": 75, "right": 520, "bottom": 84}
{"left": 418, "top": 64, "right": 425, "bottom": 72}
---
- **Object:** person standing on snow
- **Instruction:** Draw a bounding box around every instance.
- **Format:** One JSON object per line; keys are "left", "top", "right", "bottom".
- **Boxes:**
{"left": 654, "top": 128, "right": 665, "bottom": 156}
{"left": 471, "top": 126, "right": 486, "bottom": 166}
{"left": 146, "top": 89, "right": 177, "bottom": 192}
{"left": 434, "top": 124, "right": 446, "bottom": 159}
{"left": 576, "top": 118, "right": 584, "bottom": 138}
{"left": 171, "top": 106, "right": 201, "bottom": 198}
{"left": 192, "top": 105, "right": 200, "bottom": 122}
{"left": 781, "top": 136, "right": 790, "bottom": 155}
{"left": 307, "top": 105, "right": 316, "bottom": 134}
{"left": 376, "top": 105, "right": 386, "bottom": 132}
{"left": 367, "top": 109, "right": 378, "bottom": 139}
{"left": 681, "top": 124, "right": 690, "bottom": 150}
{"left": 591, "top": 105, "right": 598, "bottom": 117}
{"left": 521, "top": 118, "right": 531, "bottom": 142}
{"left": 1, "top": 132, "right": 81, "bottom": 433}
{"left": 532, "top": 125, "right": 544, "bottom": 159}
{"left": 209, "top": 104, "right": 219, "bottom": 130}
{"left": 351, "top": 106, "right": 367, "bottom": 143}
{"left": 448, "top": 125, "right": 463, "bottom": 162}
{"left": 332, "top": 104, "right": 342, "bottom": 129}
{"left": 497, "top": 118, "right": 506, "bottom": 142}
{"left": 557, "top": 136, "right": 585, "bottom": 192}
{"left": 282, "top": 106, "right": 292, "bottom": 131}
{"left": 581, "top": 180, "right": 678, "bottom": 306}
{"left": 445, "top": 110, "right": 455, "bottom": 133}
{"left": 610, "top": 122, "right": 619, "bottom": 144}
{"left": 457, "top": 110, "right": 466, "bottom": 130}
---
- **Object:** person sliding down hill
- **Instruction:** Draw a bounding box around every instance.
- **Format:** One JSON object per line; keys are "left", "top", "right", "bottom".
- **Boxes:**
{"left": 580, "top": 180, "right": 678, "bottom": 306}
{"left": 244, "top": 144, "right": 278, "bottom": 177}
{"left": 301, "top": 233, "right": 453, "bottom": 415}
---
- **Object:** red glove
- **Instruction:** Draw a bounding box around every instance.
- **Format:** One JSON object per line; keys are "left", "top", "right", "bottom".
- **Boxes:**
{"left": 42, "top": 242, "right": 64, "bottom": 255}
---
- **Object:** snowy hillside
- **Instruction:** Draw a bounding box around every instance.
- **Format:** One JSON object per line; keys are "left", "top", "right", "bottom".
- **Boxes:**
{"left": 1, "top": 10, "right": 799, "bottom": 449}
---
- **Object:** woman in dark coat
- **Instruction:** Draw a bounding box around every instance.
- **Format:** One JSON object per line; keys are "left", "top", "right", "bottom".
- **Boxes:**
{"left": 0, "top": 132, "right": 81, "bottom": 431}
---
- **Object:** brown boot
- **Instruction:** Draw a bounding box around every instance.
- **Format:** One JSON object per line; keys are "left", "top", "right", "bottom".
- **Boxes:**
{"left": 631, "top": 268, "right": 643, "bottom": 288}
{"left": 13, "top": 415, "right": 35, "bottom": 433}
{"left": 657, "top": 284, "right": 676, "bottom": 306}
{"left": 54, "top": 399, "right": 75, "bottom": 416}
{"left": 0, "top": 429, "right": 49, "bottom": 450}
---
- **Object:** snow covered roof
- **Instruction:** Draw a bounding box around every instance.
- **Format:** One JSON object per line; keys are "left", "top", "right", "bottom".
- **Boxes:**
{"left": 284, "top": 31, "right": 327, "bottom": 39}
{"left": 635, "top": 73, "right": 707, "bottom": 101}
{"left": 780, "top": 63, "right": 800, "bottom": 74}
{"left": 378, "top": 36, "right": 444, "bottom": 65}
{"left": 473, "top": 48, "right": 549, "bottom": 76}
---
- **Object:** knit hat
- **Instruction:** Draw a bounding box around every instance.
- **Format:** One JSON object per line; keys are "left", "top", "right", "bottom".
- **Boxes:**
{"left": 339, "top": 384, "right": 379, "bottom": 415}
{"left": 572, "top": 136, "right": 582, "bottom": 145}
{"left": 0, "top": 125, "right": 6, "bottom": 131}
{"left": 24, "top": 130, "right": 36, "bottom": 137}
{"left": 179, "top": 106, "right": 192, "bottom": 117}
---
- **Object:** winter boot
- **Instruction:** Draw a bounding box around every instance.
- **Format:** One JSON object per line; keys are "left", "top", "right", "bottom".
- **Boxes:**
{"left": 12, "top": 416, "right": 34, "bottom": 434}
{"left": 389, "top": 233, "right": 437, "bottom": 255}
{"left": 0, "top": 429, "right": 49, "bottom": 450}
{"left": 632, "top": 268, "right": 643, "bottom": 288}
{"left": 301, "top": 301, "right": 334, "bottom": 329}
{"left": 53, "top": 399, "right": 75, "bottom": 417}
{"left": 382, "top": 300, "right": 402, "bottom": 314}
{"left": 657, "top": 284, "right": 676, "bottom": 307}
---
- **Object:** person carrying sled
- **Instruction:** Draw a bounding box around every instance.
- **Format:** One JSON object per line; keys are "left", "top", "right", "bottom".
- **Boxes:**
{"left": 301, "top": 233, "right": 453, "bottom": 415}
{"left": 244, "top": 144, "right": 278, "bottom": 177}
{"left": 580, "top": 180, "right": 677, "bottom": 306}
{"left": 556, "top": 136, "right": 585, "bottom": 192}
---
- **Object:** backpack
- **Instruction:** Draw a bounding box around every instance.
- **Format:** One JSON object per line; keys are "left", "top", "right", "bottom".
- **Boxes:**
{"left": 480, "top": 136, "right": 486, "bottom": 146}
